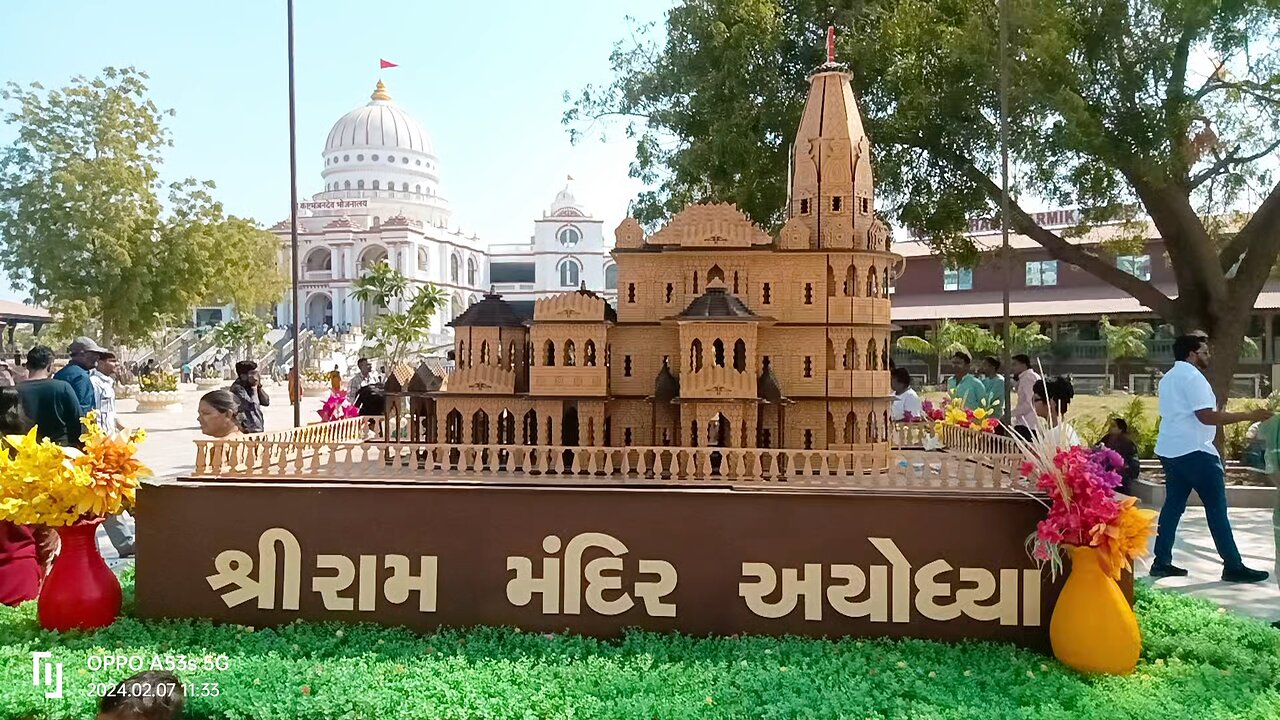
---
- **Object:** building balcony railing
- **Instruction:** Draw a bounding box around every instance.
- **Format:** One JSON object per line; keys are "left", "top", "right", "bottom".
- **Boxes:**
{"left": 892, "top": 337, "right": 1266, "bottom": 367}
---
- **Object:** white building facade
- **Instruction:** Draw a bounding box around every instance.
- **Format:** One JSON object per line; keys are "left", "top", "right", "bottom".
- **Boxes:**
{"left": 488, "top": 181, "right": 617, "bottom": 307}
{"left": 272, "top": 81, "right": 613, "bottom": 347}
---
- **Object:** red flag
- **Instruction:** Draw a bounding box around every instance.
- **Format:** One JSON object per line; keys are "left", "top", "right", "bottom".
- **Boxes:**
{"left": 380, "top": 59, "right": 398, "bottom": 69}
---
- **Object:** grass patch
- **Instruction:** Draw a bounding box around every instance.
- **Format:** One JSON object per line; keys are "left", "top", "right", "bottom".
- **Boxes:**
{"left": 1, "top": 569, "right": 1277, "bottom": 719}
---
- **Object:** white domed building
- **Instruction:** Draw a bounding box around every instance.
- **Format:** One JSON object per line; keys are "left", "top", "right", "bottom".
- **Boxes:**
{"left": 272, "top": 80, "right": 615, "bottom": 350}
{"left": 273, "top": 80, "right": 488, "bottom": 348}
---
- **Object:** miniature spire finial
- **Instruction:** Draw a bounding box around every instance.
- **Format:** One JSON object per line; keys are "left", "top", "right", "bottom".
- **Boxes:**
{"left": 371, "top": 80, "right": 391, "bottom": 101}
{"left": 826, "top": 25, "right": 836, "bottom": 63}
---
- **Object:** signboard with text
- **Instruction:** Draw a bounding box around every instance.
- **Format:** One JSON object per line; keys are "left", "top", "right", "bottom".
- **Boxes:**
{"left": 136, "top": 482, "right": 1108, "bottom": 650}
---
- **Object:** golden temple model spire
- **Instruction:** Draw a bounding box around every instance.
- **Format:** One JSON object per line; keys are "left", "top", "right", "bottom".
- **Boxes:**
{"left": 371, "top": 80, "right": 391, "bottom": 101}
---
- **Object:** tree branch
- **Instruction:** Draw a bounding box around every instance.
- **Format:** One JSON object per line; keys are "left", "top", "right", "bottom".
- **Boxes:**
{"left": 1190, "top": 137, "right": 1280, "bottom": 190}
{"left": 1227, "top": 180, "right": 1280, "bottom": 304}
{"left": 935, "top": 148, "right": 1178, "bottom": 319}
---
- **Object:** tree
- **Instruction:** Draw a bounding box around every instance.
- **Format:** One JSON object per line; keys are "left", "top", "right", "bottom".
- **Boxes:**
{"left": 895, "top": 320, "right": 1000, "bottom": 382}
{"left": 1007, "top": 322, "right": 1053, "bottom": 356}
{"left": 1100, "top": 315, "right": 1153, "bottom": 389}
{"left": 0, "top": 67, "right": 281, "bottom": 344}
{"left": 210, "top": 315, "right": 269, "bottom": 362}
{"left": 352, "top": 262, "right": 446, "bottom": 367}
{"left": 569, "top": 1, "right": 1280, "bottom": 399}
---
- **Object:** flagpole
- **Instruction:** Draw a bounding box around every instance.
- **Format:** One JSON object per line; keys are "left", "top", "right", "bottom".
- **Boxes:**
{"left": 287, "top": 0, "right": 302, "bottom": 427}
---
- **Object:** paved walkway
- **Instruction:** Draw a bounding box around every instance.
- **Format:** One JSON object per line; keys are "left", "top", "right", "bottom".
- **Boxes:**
{"left": 97, "top": 390, "right": 1280, "bottom": 625}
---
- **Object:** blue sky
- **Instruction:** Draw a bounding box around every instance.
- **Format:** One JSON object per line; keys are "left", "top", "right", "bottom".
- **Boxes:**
{"left": 0, "top": 0, "right": 673, "bottom": 303}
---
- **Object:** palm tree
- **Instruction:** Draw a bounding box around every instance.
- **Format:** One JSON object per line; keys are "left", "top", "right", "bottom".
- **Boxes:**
{"left": 896, "top": 320, "right": 1000, "bottom": 382}
{"left": 1007, "top": 321, "right": 1053, "bottom": 356}
{"left": 1100, "top": 316, "right": 1152, "bottom": 391}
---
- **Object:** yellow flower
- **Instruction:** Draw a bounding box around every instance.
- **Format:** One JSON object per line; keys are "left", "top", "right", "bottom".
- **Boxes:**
{"left": 973, "top": 408, "right": 988, "bottom": 420}
{"left": 1092, "top": 499, "right": 1158, "bottom": 580}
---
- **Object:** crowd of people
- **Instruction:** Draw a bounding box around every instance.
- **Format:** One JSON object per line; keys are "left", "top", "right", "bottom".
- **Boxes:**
{"left": 890, "top": 334, "right": 1275, "bottom": 596}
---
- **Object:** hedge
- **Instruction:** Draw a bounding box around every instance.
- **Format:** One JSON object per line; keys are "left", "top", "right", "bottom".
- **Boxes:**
{"left": 1, "top": 569, "right": 1277, "bottom": 719}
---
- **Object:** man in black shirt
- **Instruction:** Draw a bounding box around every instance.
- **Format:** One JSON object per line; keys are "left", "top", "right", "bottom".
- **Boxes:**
{"left": 229, "top": 360, "right": 270, "bottom": 434}
{"left": 16, "top": 345, "right": 84, "bottom": 447}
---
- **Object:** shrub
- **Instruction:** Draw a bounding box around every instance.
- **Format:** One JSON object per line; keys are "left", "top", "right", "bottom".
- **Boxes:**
{"left": 138, "top": 370, "right": 178, "bottom": 393}
{"left": 0, "top": 573, "right": 1276, "bottom": 720}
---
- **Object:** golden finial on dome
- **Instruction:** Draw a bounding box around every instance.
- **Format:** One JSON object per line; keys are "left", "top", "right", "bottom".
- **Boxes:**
{"left": 371, "top": 80, "right": 391, "bottom": 101}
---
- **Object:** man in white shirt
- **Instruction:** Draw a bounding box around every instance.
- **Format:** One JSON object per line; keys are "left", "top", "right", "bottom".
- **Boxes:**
{"left": 1151, "top": 335, "right": 1272, "bottom": 582}
{"left": 347, "top": 357, "right": 383, "bottom": 397}
{"left": 90, "top": 349, "right": 134, "bottom": 558}
{"left": 890, "top": 367, "right": 924, "bottom": 421}
{"left": 1010, "top": 354, "right": 1041, "bottom": 439}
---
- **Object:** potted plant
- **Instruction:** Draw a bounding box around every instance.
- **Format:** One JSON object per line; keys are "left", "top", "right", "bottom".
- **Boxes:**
{"left": 302, "top": 368, "right": 334, "bottom": 397}
{"left": 0, "top": 413, "right": 149, "bottom": 630}
{"left": 1013, "top": 429, "right": 1157, "bottom": 675}
{"left": 136, "top": 370, "right": 182, "bottom": 412}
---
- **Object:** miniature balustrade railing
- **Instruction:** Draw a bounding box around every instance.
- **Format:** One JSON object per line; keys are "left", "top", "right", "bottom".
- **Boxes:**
{"left": 934, "top": 423, "right": 1022, "bottom": 455}
{"left": 191, "top": 419, "right": 1031, "bottom": 491}
{"left": 193, "top": 416, "right": 378, "bottom": 478}
{"left": 890, "top": 421, "right": 934, "bottom": 448}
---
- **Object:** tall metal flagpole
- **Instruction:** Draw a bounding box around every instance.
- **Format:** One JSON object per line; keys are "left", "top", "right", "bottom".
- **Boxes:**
{"left": 287, "top": 0, "right": 302, "bottom": 427}
{"left": 999, "top": 0, "right": 1013, "bottom": 420}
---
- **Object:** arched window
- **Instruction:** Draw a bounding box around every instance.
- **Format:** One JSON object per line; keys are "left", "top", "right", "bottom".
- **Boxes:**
{"left": 690, "top": 339, "right": 704, "bottom": 372}
{"left": 457, "top": 341, "right": 466, "bottom": 368}
{"left": 304, "top": 248, "right": 332, "bottom": 272}
{"left": 827, "top": 266, "right": 836, "bottom": 297}
{"left": 450, "top": 294, "right": 463, "bottom": 320}
{"left": 713, "top": 339, "right": 725, "bottom": 367}
{"left": 415, "top": 184, "right": 422, "bottom": 194}
{"left": 584, "top": 340, "right": 597, "bottom": 366}
{"left": 417, "top": 248, "right": 429, "bottom": 272}
{"left": 604, "top": 264, "right": 618, "bottom": 290}
{"left": 344, "top": 180, "right": 351, "bottom": 189}
{"left": 866, "top": 341, "right": 877, "bottom": 370}
{"left": 846, "top": 264, "right": 856, "bottom": 296}
{"left": 480, "top": 341, "right": 490, "bottom": 365}
{"left": 564, "top": 339, "right": 576, "bottom": 366}
{"left": 544, "top": 340, "right": 556, "bottom": 367}
{"left": 707, "top": 264, "right": 725, "bottom": 284}
{"left": 357, "top": 180, "right": 365, "bottom": 189}
{"left": 467, "top": 258, "right": 478, "bottom": 286}
{"left": 372, "top": 180, "right": 380, "bottom": 190}
{"left": 469, "top": 294, "right": 479, "bottom": 306}
{"left": 450, "top": 254, "right": 460, "bottom": 283}
{"left": 845, "top": 338, "right": 857, "bottom": 370}
{"left": 402, "top": 182, "right": 409, "bottom": 191}
{"left": 557, "top": 227, "right": 581, "bottom": 247}
{"left": 559, "top": 259, "right": 580, "bottom": 288}
{"left": 867, "top": 267, "right": 877, "bottom": 297}
{"left": 522, "top": 409, "right": 538, "bottom": 445}
{"left": 844, "top": 412, "right": 857, "bottom": 445}
{"left": 733, "top": 339, "right": 746, "bottom": 372}
{"left": 508, "top": 341, "right": 517, "bottom": 369}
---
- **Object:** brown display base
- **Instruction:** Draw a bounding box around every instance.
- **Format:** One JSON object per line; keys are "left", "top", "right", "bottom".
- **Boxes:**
{"left": 135, "top": 479, "right": 1130, "bottom": 651}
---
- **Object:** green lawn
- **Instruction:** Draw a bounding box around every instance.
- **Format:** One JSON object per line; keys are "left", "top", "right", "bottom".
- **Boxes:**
{"left": 2, "top": 570, "right": 1277, "bottom": 719}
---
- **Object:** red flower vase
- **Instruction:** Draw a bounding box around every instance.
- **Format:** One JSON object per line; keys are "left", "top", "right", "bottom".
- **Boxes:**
{"left": 38, "top": 520, "right": 122, "bottom": 632}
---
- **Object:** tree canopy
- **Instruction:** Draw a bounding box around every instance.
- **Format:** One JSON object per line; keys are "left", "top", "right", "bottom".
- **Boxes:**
{"left": 0, "top": 67, "right": 283, "bottom": 344}
{"left": 569, "top": 0, "right": 1280, "bottom": 393}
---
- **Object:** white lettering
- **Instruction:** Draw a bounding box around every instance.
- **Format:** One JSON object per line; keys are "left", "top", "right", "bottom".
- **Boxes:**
{"left": 741, "top": 539, "right": 1041, "bottom": 626}
{"left": 205, "top": 528, "right": 302, "bottom": 610}
{"left": 507, "top": 532, "right": 677, "bottom": 617}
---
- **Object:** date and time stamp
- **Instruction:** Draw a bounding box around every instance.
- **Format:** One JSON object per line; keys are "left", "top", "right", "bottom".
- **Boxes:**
{"left": 32, "top": 651, "right": 230, "bottom": 701}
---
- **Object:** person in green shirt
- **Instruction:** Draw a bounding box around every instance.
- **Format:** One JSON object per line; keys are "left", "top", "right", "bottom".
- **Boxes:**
{"left": 980, "top": 355, "right": 1006, "bottom": 414}
{"left": 945, "top": 352, "right": 988, "bottom": 410}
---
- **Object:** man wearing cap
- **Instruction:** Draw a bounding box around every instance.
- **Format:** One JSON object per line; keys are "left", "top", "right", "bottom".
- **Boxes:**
{"left": 89, "top": 347, "right": 135, "bottom": 557}
{"left": 54, "top": 336, "right": 106, "bottom": 417}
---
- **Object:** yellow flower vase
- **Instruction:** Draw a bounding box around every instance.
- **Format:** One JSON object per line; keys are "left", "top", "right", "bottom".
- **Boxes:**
{"left": 1049, "top": 545, "right": 1141, "bottom": 675}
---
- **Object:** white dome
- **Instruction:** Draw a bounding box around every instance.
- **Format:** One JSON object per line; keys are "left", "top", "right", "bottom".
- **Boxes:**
{"left": 324, "top": 81, "right": 434, "bottom": 155}
{"left": 549, "top": 178, "right": 587, "bottom": 217}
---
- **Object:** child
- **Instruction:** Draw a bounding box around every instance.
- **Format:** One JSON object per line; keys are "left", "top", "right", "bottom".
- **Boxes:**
{"left": 97, "top": 671, "right": 185, "bottom": 720}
